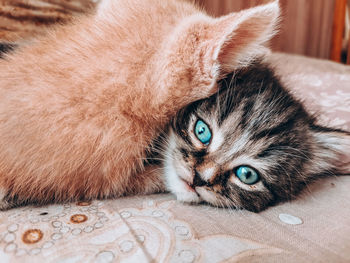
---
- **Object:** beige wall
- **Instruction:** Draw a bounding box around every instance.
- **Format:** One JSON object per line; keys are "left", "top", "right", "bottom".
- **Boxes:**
{"left": 198, "top": 0, "right": 335, "bottom": 59}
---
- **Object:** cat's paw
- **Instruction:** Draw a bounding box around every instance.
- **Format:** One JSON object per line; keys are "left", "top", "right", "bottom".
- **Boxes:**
{"left": 0, "top": 199, "right": 13, "bottom": 210}
{"left": 0, "top": 189, "right": 15, "bottom": 210}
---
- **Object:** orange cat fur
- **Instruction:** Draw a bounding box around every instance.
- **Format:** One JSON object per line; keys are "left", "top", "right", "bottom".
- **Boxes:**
{"left": 0, "top": 0, "right": 279, "bottom": 209}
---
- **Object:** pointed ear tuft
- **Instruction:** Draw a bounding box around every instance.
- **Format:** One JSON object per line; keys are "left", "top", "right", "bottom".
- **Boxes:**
{"left": 208, "top": 1, "right": 280, "bottom": 74}
{"left": 311, "top": 126, "right": 350, "bottom": 174}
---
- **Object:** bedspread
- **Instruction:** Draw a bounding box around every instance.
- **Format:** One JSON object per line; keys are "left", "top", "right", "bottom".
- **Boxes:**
{"left": 0, "top": 53, "right": 349, "bottom": 263}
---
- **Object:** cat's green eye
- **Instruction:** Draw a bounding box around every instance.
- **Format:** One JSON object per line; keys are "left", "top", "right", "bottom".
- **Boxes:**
{"left": 235, "top": 166, "right": 259, "bottom": 185}
{"left": 194, "top": 119, "right": 212, "bottom": 145}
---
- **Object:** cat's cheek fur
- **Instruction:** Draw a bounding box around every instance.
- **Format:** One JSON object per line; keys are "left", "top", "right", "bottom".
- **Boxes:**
{"left": 195, "top": 187, "right": 220, "bottom": 206}
{"left": 195, "top": 187, "right": 240, "bottom": 208}
{"left": 164, "top": 132, "right": 201, "bottom": 204}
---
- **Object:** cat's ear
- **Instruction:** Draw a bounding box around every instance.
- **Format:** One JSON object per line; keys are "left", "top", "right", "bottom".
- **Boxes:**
{"left": 310, "top": 126, "right": 350, "bottom": 174}
{"left": 205, "top": 1, "right": 280, "bottom": 75}
{"left": 96, "top": 0, "right": 115, "bottom": 19}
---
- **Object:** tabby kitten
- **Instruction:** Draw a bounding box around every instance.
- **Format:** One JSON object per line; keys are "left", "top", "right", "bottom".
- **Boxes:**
{"left": 162, "top": 62, "right": 350, "bottom": 212}
{"left": 0, "top": 0, "right": 280, "bottom": 209}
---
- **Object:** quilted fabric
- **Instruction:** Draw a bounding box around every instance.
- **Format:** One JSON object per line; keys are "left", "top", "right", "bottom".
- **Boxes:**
{"left": 0, "top": 53, "right": 349, "bottom": 263}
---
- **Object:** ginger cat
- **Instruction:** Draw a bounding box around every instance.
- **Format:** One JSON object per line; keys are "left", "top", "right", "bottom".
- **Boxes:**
{"left": 0, "top": 0, "right": 279, "bottom": 209}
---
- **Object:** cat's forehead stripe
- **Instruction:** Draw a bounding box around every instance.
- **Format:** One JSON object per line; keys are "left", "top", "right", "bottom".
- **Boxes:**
{"left": 209, "top": 130, "right": 224, "bottom": 152}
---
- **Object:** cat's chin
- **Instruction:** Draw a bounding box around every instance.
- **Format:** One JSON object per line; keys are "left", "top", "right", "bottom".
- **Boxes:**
{"left": 164, "top": 164, "right": 201, "bottom": 204}
{"left": 175, "top": 188, "right": 202, "bottom": 204}
{"left": 164, "top": 160, "right": 202, "bottom": 204}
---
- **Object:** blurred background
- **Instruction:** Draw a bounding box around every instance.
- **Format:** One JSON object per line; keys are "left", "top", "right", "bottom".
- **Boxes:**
{"left": 0, "top": 0, "right": 349, "bottom": 63}
{"left": 199, "top": 0, "right": 350, "bottom": 63}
